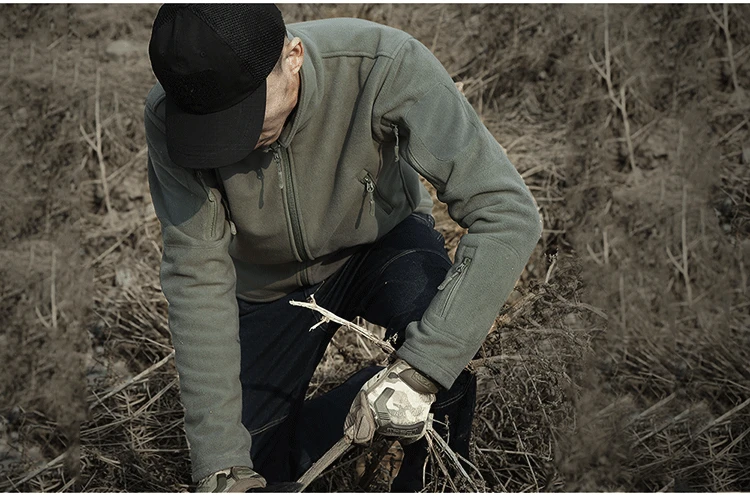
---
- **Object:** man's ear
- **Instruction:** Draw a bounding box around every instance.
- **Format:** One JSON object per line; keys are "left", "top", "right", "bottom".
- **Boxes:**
{"left": 286, "top": 37, "right": 304, "bottom": 75}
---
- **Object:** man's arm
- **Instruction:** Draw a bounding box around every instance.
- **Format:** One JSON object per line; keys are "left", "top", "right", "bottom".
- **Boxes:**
{"left": 145, "top": 87, "right": 253, "bottom": 482}
{"left": 373, "top": 38, "right": 543, "bottom": 389}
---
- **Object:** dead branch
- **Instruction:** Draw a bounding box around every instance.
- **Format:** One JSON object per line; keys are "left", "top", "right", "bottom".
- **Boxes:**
{"left": 88, "top": 350, "right": 175, "bottom": 410}
{"left": 289, "top": 295, "right": 396, "bottom": 355}
{"left": 588, "top": 4, "right": 639, "bottom": 174}
{"left": 690, "top": 397, "right": 750, "bottom": 440}
{"left": 6, "top": 452, "right": 66, "bottom": 489}
{"left": 87, "top": 225, "right": 139, "bottom": 268}
{"left": 426, "top": 428, "right": 481, "bottom": 491}
{"left": 50, "top": 249, "right": 57, "bottom": 330}
{"left": 707, "top": 4, "right": 741, "bottom": 93}
{"left": 424, "top": 432, "right": 459, "bottom": 491}
{"left": 79, "top": 68, "right": 113, "bottom": 222}
{"left": 680, "top": 184, "right": 693, "bottom": 305}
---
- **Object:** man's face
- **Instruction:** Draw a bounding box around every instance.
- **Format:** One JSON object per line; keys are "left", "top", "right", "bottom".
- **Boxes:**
{"left": 254, "top": 38, "right": 304, "bottom": 150}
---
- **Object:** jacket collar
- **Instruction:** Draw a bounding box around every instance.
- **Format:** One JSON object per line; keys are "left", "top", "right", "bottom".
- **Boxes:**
{"left": 277, "top": 28, "right": 323, "bottom": 148}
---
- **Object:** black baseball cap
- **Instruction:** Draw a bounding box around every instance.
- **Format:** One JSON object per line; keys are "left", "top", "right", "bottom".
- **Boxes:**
{"left": 149, "top": 4, "right": 286, "bottom": 169}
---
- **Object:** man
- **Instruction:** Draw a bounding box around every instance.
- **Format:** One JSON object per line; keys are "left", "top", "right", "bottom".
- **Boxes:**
{"left": 145, "top": 4, "right": 541, "bottom": 492}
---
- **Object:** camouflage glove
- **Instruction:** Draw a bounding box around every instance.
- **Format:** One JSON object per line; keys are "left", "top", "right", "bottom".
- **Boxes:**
{"left": 344, "top": 359, "right": 438, "bottom": 446}
{"left": 196, "top": 466, "right": 266, "bottom": 493}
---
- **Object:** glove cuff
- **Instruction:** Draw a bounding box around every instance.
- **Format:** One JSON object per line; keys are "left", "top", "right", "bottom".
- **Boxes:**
{"left": 393, "top": 359, "right": 439, "bottom": 394}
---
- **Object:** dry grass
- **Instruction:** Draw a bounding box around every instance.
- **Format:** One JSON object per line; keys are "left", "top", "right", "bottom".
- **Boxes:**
{"left": 1, "top": 3, "right": 749, "bottom": 492}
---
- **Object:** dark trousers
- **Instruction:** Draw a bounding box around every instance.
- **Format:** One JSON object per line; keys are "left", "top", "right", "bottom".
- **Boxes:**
{"left": 237, "top": 213, "right": 477, "bottom": 491}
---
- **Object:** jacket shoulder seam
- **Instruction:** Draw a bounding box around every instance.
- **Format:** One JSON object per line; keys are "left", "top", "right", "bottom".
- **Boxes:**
{"left": 319, "top": 35, "right": 413, "bottom": 62}
{"left": 405, "top": 82, "right": 481, "bottom": 164}
{"left": 320, "top": 50, "right": 387, "bottom": 60}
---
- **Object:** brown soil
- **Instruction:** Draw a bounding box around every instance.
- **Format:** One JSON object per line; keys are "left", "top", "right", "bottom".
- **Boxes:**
{"left": 1, "top": 4, "right": 749, "bottom": 492}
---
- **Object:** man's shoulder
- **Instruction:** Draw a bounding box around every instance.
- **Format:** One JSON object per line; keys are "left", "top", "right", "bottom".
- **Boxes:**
{"left": 288, "top": 18, "right": 413, "bottom": 61}
{"left": 144, "top": 82, "right": 166, "bottom": 132}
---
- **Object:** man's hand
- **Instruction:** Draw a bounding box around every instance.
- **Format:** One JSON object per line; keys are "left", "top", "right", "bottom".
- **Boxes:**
{"left": 344, "top": 359, "right": 438, "bottom": 445}
{"left": 196, "top": 466, "right": 266, "bottom": 493}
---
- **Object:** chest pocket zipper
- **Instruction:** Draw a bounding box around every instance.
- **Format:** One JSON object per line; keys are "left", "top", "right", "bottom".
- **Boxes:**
{"left": 363, "top": 175, "right": 376, "bottom": 216}
{"left": 358, "top": 170, "right": 394, "bottom": 215}
{"left": 437, "top": 257, "right": 472, "bottom": 317}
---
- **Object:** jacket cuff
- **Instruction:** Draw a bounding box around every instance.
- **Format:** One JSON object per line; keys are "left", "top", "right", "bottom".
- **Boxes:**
{"left": 395, "top": 341, "right": 459, "bottom": 391}
{"left": 192, "top": 451, "right": 254, "bottom": 484}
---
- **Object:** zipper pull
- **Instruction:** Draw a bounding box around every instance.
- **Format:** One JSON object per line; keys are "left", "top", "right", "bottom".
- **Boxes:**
{"left": 273, "top": 148, "right": 284, "bottom": 190}
{"left": 364, "top": 176, "right": 375, "bottom": 216}
{"left": 437, "top": 258, "right": 471, "bottom": 290}
{"left": 391, "top": 124, "right": 400, "bottom": 163}
{"left": 228, "top": 220, "right": 237, "bottom": 236}
{"left": 256, "top": 168, "right": 265, "bottom": 209}
{"left": 196, "top": 171, "right": 215, "bottom": 202}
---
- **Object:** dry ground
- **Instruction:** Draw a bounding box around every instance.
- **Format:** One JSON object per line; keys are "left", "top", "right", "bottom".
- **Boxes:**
{"left": 1, "top": 4, "right": 749, "bottom": 492}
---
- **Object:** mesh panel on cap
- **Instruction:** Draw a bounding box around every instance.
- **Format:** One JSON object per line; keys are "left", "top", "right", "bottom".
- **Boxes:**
{"left": 189, "top": 4, "right": 285, "bottom": 83}
{"left": 152, "top": 4, "right": 181, "bottom": 32}
{"left": 158, "top": 69, "right": 224, "bottom": 113}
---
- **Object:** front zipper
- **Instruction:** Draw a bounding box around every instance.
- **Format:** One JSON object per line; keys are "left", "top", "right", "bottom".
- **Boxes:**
{"left": 273, "top": 149, "right": 284, "bottom": 190}
{"left": 272, "top": 144, "right": 309, "bottom": 267}
{"left": 437, "top": 257, "right": 472, "bottom": 317}
{"left": 256, "top": 168, "right": 265, "bottom": 209}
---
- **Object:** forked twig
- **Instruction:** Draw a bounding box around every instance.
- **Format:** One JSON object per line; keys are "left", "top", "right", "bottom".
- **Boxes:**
{"left": 588, "top": 4, "right": 638, "bottom": 174}
{"left": 289, "top": 295, "right": 395, "bottom": 354}
{"left": 291, "top": 297, "right": 486, "bottom": 489}
{"left": 79, "top": 68, "right": 113, "bottom": 221}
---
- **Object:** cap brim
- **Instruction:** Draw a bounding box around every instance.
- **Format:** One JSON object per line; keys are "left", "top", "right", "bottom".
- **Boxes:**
{"left": 165, "top": 81, "right": 266, "bottom": 169}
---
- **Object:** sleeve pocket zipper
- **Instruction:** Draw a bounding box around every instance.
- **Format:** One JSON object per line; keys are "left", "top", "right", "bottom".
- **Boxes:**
{"left": 197, "top": 170, "right": 236, "bottom": 237}
{"left": 196, "top": 170, "right": 218, "bottom": 238}
{"left": 437, "top": 257, "right": 472, "bottom": 317}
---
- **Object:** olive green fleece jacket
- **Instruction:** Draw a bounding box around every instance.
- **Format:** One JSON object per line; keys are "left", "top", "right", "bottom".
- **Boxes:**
{"left": 145, "top": 18, "right": 542, "bottom": 482}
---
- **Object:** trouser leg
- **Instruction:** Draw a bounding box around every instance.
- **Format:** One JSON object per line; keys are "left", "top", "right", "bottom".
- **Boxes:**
{"left": 239, "top": 213, "right": 477, "bottom": 487}
{"left": 237, "top": 285, "right": 337, "bottom": 483}
{"left": 297, "top": 213, "right": 477, "bottom": 489}
{"left": 299, "top": 367, "right": 476, "bottom": 490}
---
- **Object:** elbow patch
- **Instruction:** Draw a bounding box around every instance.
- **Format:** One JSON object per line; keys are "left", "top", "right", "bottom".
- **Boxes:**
{"left": 404, "top": 83, "right": 477, "bottom": 162}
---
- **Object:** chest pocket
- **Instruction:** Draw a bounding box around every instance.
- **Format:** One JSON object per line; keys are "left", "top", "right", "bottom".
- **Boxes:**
{"left": 358, "top": 124, "right": 416, "bottom": 217}
{"left": 357, "top": 167, "right": 395, "bottom": 216}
